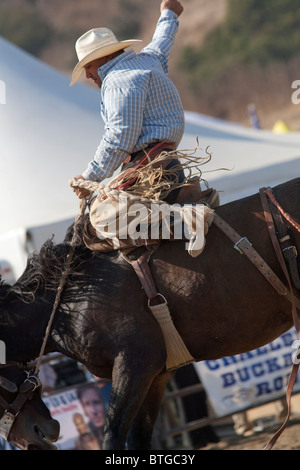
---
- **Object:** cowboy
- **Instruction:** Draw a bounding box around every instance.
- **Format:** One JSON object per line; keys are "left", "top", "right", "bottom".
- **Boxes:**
{"left": 70, "top": 0, "right": 185, "bottom": 205}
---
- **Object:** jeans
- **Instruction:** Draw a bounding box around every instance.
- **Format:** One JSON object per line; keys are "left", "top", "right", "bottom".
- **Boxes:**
{"left": 163, "top": 158, "right": 185, "bottom": 204}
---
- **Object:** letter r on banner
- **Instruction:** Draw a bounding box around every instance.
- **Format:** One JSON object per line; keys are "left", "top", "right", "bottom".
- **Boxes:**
{"left": 292, "top": 340, "right": 300, "bottom": 364}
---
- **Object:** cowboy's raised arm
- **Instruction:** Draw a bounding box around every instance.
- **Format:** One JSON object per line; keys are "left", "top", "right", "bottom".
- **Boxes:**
{"left": 141, "top": 0, "right": 184, "bottom": 74}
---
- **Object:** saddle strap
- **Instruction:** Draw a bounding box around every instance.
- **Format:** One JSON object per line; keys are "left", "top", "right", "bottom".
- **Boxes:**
{"left": 259, "top": 188, "right": 300, "bottom": 327}
{"left": 130, "top": 250, "right": 195, "bottom": 370}
{"left": 131, "top": 251, "right": 159, "bottom": 301}
{"left": 212, "top": 213, "right": 296, "bottom": 299}
{"left": 265, "top": 189, "right": 300, "bottom": 290}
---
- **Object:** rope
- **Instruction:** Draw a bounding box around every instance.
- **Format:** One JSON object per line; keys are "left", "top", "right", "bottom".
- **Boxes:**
{"left": 68, "top": 177, "right": 180, "bottom": 205}
{"left": 68, "top": 143, "right": 230, "bottom": 204}
{"left": 34, "top": 198, "right": 87, "bottom": 375}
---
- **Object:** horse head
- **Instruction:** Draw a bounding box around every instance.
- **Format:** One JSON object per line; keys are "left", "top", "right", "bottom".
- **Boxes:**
{"left": 0, "top": 364, "right": 60, "bottom": 450}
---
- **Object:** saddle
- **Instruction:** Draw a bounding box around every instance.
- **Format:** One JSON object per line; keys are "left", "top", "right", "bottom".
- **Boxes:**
{"left": 82, "top": 179, "right": 219, "bottom": 253}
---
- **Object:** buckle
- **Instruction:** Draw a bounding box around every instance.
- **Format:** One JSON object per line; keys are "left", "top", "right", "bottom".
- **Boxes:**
{"left": 283, "top": 245, "right": 298, "bottom": 258}
{"left": 234, "top": 237, "right": 252, "bottom": 254}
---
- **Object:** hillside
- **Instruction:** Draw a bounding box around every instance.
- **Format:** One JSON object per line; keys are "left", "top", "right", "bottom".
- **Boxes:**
{"left": 1, "top": 0, "right": 299, "bottom": 130}
{"left": 179, "top": 0, "right": 300, "bottom": 130}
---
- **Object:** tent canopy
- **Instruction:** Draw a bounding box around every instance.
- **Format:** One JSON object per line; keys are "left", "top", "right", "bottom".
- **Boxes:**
{"left": 1, "top": 36, "right": 300, "bottom": 277}
{"left": 0, "top": 36, "right": 102, "bottom": 234}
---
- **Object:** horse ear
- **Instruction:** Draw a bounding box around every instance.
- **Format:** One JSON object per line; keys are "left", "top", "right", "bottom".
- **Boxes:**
{"left": 0, "top": 376, "right": 18, "bottom": 393}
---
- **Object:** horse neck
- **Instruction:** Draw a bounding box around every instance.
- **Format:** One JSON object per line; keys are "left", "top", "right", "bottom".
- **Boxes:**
{"left": 0, "top": 292, "right": 54, "bottom": 364}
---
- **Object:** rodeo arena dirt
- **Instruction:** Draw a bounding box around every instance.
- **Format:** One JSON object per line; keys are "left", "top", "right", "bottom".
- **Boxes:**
{"left": 200, "top": 397, "right": 300, "bottom": 450}
{"left": 156, "top": 349, "right": 300, "bottom": 451}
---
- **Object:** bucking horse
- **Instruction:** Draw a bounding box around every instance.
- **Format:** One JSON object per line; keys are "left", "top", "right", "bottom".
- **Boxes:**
{"left": 1, "top": 177, "right": 300, "bottom": 450}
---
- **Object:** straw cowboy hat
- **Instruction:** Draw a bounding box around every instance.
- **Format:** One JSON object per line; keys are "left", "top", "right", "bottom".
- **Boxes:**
{"left": 70, "top": 27, "right": 142, "bottom": 86}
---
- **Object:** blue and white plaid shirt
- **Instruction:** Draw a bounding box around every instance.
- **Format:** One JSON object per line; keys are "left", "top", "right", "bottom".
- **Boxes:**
{"left": 82, "top": 9, "right": 185, "bottom": 182}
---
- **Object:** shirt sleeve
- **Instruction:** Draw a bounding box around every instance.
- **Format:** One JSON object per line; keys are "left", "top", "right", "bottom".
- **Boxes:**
{"left": 141, "top": 9, "right": 179, "bottom": 74}
{"left": 82, "top": 86, "right": 147, "bottom": 182}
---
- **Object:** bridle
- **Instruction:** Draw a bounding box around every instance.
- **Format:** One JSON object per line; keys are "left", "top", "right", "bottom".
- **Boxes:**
{"left": 0, "top": 363, "right": 41, "bottom": 440}
{"left": 0, "top": 186, "right": 90, "bottom": 445}
{"left": 0, "top": 204, "right": 81, "bottom": 443}
{"left": 0, "top": 214, "right": 78, "bottom": 443}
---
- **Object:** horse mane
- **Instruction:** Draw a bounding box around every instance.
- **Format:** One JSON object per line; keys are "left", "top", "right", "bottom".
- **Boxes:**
{"left": 16, "top": 239, "right": 70, "bottom": 294}
{"left": 7, "top": 224, "right": 100, "bottom": 303}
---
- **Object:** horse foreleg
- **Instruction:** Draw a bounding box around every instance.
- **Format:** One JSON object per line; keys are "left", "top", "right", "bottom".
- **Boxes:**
{"left": 102, "top": 340, "right": 167, "bottom": 450}
{"left": 126, "top": 371, "right": 172, "bottom": 450}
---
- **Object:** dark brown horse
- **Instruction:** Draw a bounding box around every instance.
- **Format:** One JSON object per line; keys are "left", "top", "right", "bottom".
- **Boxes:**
{"left": 1, "top": 177, "right": 300, "bottom": 450}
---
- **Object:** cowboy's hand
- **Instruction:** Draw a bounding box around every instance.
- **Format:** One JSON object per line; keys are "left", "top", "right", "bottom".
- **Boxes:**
{"left": 161, "top": 0, "right": 183, "bottom": 16}
{"left": 72, "top": 175, "right": 92, "bottom": 199}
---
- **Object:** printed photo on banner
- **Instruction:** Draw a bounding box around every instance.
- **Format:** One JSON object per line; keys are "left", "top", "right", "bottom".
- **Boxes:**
{"left": 43, "top": 381, "right": 112, "bottom": 450}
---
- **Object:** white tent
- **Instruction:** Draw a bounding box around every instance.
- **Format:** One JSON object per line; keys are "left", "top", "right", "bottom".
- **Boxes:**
{"left": 0, "top": 37, "right": 102, "bottom": 233}
{"left": 0, "top": 37, "right": 103, "bottom": 278}
{"left": 183, "top": 111, "right": 300, "bottom": 203}
{"left": 1, "top": 36, "right": 300, "bottom": 279}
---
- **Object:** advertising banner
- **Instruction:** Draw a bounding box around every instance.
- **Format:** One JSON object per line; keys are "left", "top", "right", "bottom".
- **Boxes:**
{"left": 43, "top": 381, "right": 111, "bottom": 450}
{"left": 194, "top": 328, "right": 300, "bottom": 417}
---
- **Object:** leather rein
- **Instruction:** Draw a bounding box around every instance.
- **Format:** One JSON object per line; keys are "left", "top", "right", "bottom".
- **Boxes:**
{"left": 0, "top": 363, "right": 41, "bottom": 441}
